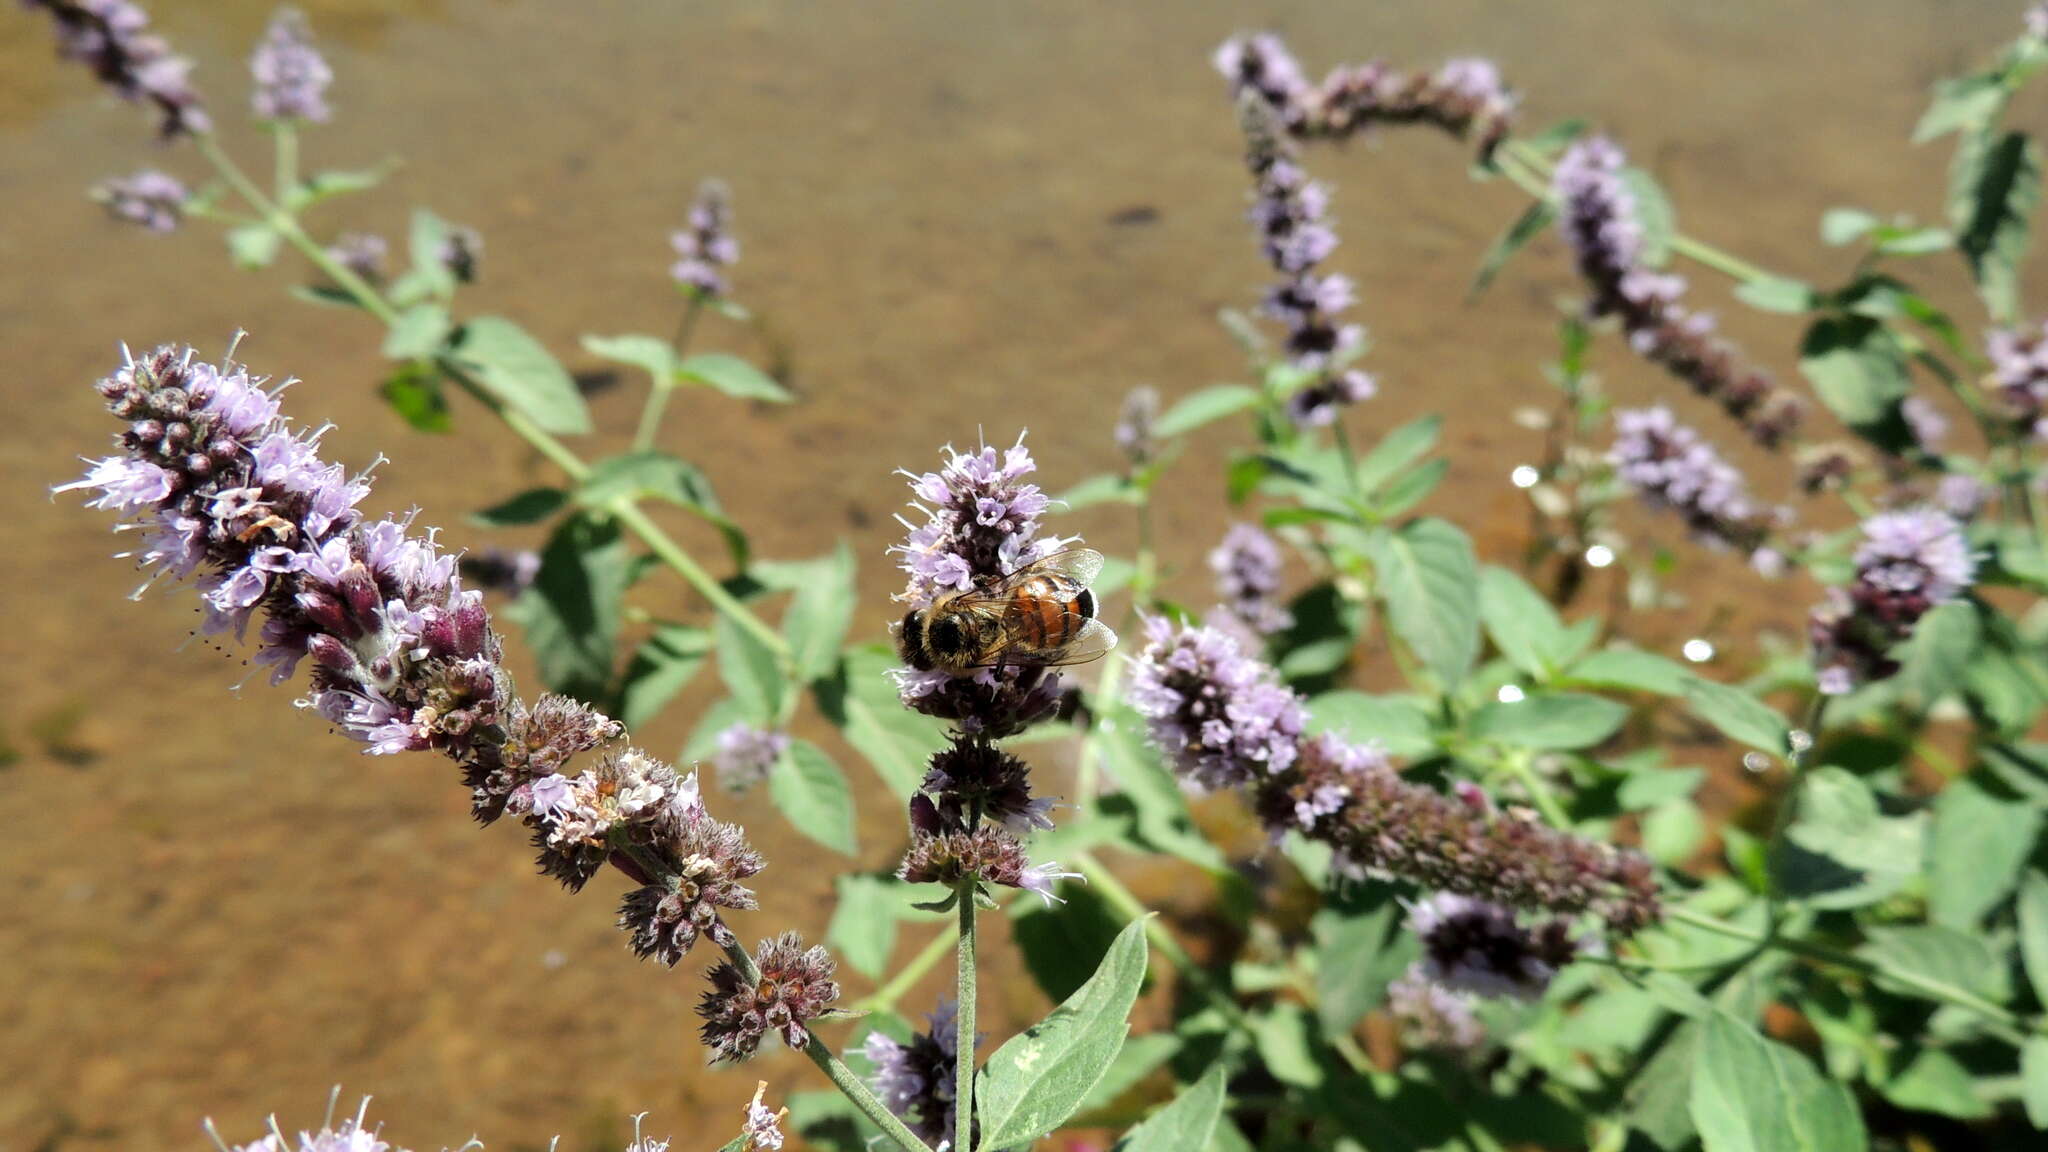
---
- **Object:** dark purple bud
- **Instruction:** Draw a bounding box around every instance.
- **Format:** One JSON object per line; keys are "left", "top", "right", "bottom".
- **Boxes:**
{"left": 337, "top": 563, "right": 382, "bottom": 622}
{"left": 129, "top": 419, "right": 165, "bottom": 445}
{"left": 306, "top": 633, "right": 357, "bottom": 674}
{"left": 295, "top": 588, "right": 358, "bottom": 640}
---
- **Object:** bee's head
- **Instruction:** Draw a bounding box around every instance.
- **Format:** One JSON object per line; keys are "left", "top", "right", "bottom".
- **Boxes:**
{"left": 897, "top": 608, "right": 932, "bottom": 670}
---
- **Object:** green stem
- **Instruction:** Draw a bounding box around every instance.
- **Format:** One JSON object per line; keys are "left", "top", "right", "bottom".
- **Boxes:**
{"left": 1665, "top": 908, "right": 2038, "bottom": 1041}
{"left": 955, "top": 883, "right": 978, "bottom": 1152}
{"left": 1499, "top": 748, "right": 1572, "bottom": 828}
{"left": 633, "top": 295, "right": 705, "bottom": 453}
{"left": 273, "top": 122, "right": 298, "bottom": 204}
{"left": 803, "top": 1036, "right": 937, "bottom": 1152}
{"left": 610, "top": 499, "right": 792, "bottom": 661}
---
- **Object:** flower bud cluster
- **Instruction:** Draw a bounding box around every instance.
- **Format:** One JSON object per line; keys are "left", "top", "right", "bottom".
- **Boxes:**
{"left": 249, "top": 7, "right": 331, "bottom": 123}
{"left": 864, "top": 1000, "right": 973, "bottom": 1149}
{"left": 1555, "top": 138, "right": 1801, "bottom": 447}
{"left": 1609, "top": 406, "right": 1780, "bottom": 558}
{"left": 697, "top": 932, "right": 841, "bottom": 1062}
{"left": 1216, "top": 34, "right": 1515, "bottom": 160}
{"left": 1811, "top": 507, "right": 1976, "bottom": 695}
{"left": 672, "top": 178, "right": 739, "bottom": 297}
{"left": 27, "top": 0, "right": 209, "bottom": 137}
{"left": 1129, "top": 618, "right": 1661, "bottom": 933}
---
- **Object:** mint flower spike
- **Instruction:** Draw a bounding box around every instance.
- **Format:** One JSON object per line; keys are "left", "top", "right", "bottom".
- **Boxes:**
{"left": 1810, "top": 506, "right": 1977, "bottom": 695}
{"left": 865, "top": 999, "right": 974, "bottom": 1148}
{"left": 26, "top": 0, "right": 210, "bottom": 138}
{"left": 249, "top": 6, "right": 332, "bottom": 124}
{"left": 1554, "top": 136, "right": 1801, "bottom": 447}
{"left": 672, "top": 177, "right": 739, "bottom": 296}
{"left": 1128, "top": 616, "right": 1662, "bottom": 934}
{"left": 63, "top": 342, "right": 765, "bottom": 976}
{"left": 1609, "top": 405, "right": 1783, "bottom": 564}
{"left": 92, "top": 168, "right": 188, "bottom": 232}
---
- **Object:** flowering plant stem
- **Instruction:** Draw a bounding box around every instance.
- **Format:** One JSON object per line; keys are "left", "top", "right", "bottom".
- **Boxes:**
{"left": 189, "top": 131, "right": 793, "bottom": 666}
{"left": 955, "top": 880, "right": 978, "bottom": 1152}
{"left": 632, "top": 294, "right": 705, "bottom": 453}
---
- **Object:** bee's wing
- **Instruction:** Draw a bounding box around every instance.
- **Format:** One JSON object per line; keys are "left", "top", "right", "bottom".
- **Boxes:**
{"left": 1032, "top": 616, "right": 1117, "bottom": 667}
{"left": 951, "top": 547, "right": 1106, "bottom": 605}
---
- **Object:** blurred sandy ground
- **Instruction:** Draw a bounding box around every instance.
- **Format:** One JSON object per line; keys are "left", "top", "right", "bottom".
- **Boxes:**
{"left": 0, "top": 1, "right": 2033, "bottom": 1147}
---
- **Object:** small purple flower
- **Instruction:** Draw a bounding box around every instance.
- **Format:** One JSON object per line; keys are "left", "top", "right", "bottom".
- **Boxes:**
{"left": 208, "top": 1095, "right": 408, "bottom": 1152}
{"left": 1935, "top": 473, "right": 1988, "bottom": 520}
{"left": 917, "top": 739, "right": 1055, "bottom": 834}
{"left": 1213, "top": 32, "right": 1310, "bottom": 128}
{"left": 249, "top": 7, "right": 331, "bottom": 123}
{"left": 1209, "top": 523, "right": 1292, "bottom": 637}
{"left": 436, "top": 225, "right": 483, "bottom": 283}
{"left": 1126, "top": 615, "right": 1308, "bottom": 791}
{"left": 740, "top": 1082, "right": 787, "bottom": 1151}
{"left": 1556, "top": 138, "right": 1799, "bottom": 447}
{"left": 1407, "top": 892, "right": 1584, "bottom": 999}
{"left": 697, "top": 932, "right": 840, "bottom": 1062}
{"left": 1902, "top": 395, "right": 1948, "bottom": 450}
{"left": 1610, "top": 407, "right": 1778, "bottom": 557}
{"left": 1387, "top": 969, "right": 1485, "bottom": 1052}
{"left": 327, "top": 232, "right": 387, "bottom": 284}
{"left": 713, "top": 722, "right": 789, "bottom": 791}
{"left": 864, "top": 1000, "right": 971, "bottom": 1147}
{"left": 898, "top": 809, "right": 1075, "bottom": 906}
{"left": 1810, "top": 507, "right": 1976, "bottom": 695}
{"left": 1114, "top": 385, "right": 1159, "bottom": 466}
{"left": 1986, "top": 320, "right": 2048, "bottom": 429}
{"left": 671, "top": 178, "right": 739, "bottom": 296}
{"left": 91, "top": 168, "right": 187, "bottom": 232}
{"left": 27, "top": 0, "right": 210, "bottom": 138}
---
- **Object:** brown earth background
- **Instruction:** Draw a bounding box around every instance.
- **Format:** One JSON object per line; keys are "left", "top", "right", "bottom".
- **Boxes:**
{"left": 1, "top": 1, "right": 2040, "bottom": 1149}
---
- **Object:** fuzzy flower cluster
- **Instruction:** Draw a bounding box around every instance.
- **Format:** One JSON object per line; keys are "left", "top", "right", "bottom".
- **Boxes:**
{"left": 1810, "top": 507, "right": 1976, "bottom": 695}
{"left": 671, "top": 178, "right": 739, "bottom": 297}
{"left": 249, "top": 7, "right": 331, "bottom": 123}
{"left": 889, "top": 436, "right": 1069, "bottom": 735}
{"left": 92, "top": 168, "right": 187, "bottom": 232}
{"left": 1555, "top": 138, "right": 1801, "bottom": 447}
{"left": 64, "top": 344, "right": 770, "bottom": 980}
{"left": 1386, "top": 970, "right": 1485, "bottom": 1052}
{"left": 1129, "top": 618, "right": 1661, "bottom": 933}
{"left": 1125, "top": 616, "right": 1308, "bottom": 791}
{"left": 1215, "top": 34, "right": 1516, "bottom": 161}
{"left": 1115, "top": 385, "right": 1159, "bottom": 466}
{"left": 713, "top": 722, "right": 789, "bottom": 792}
{"left": 27, "top": 0, "right": 210, "bottom": 137}
{"left": 210, "top": 1096, "right": 414, "bottom": 1152}
{"left": 1235, "top": 95, "right": 1377, "bottom": 429}
{"left": 697, "top": 932, "right": 841, "bottom": 1062}
{"left": 1407, "top": 891, "right": 1583, "bottom": 999}
{"left": 1609, "top": 407, "right": 1778, "bottom": 559}
{"left": 1985, "top": 320, "right": 2048, "bottom": 439}
{"left": 1210, "top": 522, "right": 1292, "bottom": 636}
{"left": 328, "top": 232, "right": 388, "bottom": 283}
{"left": 900, "top": 784, "right": 1073, "bottom": 905}
{"left": 864, "top": 1000, "right": 971, "bottom": 1148}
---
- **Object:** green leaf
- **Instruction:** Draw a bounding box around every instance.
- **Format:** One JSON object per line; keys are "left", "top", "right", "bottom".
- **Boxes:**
{"left": 1469, "top": 692, "right": 1628, "bottom": 750}
{"left": 617, "top": 623, "right": 711, "bottom": 730}
{"left": 449, "top": 315, "right": 591, "bottom": 435}
{"left": 826, "top": 873, "right": 905, "bottom": 979}
{"left": 226, "top": 222, "right": 281, "bottom": 269}
{"left": 289, "top": 282, "right": 367, "bottom": 311}
{"left": 1733, "top": 276, "right": 1819, "bottom": 314}
{"left": 1565, "top": 648, "right": 1692, "bottom": 695}
{"left": 469, "top": 487, "right": 568, "bottom": 528}
{"left": 1690, "top": 1009, "right": 1868, "bottom": 1152}
{"left": 1057, "top": 473, "right": 1140, "bottom": 510}
{"left": 770, "top": 740, "right": 855, "bottom": 855}
{"left": 816, "top": 644, "right": 945, "bottom": 798}
{"left": 1479, "top": 565, "right": 1574, "bottom": 677}
{"left": 1856, "top": 925, "right": 2001, "bottom": 1003}
{"left": 378, "top": 362, "right": 451, "bottom": 434}
{"left": 1470, "top": 200, "right": 1555, "bottom": 297}
{"left": 1896, "top": 600, "right": 1983, "bottom": 706}
{"left": 1681, "top": 676, "right": 1788, "bottom": 755}
{"left": 1094, "top": 705, "right": 1232, "bottom": 873}
{"left": 1798, "top": 315, "right": 1910, "bottom": 433}
{"left": 1821, "top": 207, "right": 1879, "bottom": 246}
{"left": 1350, "top": 415, "right": 1441, "bottom": 494}
{"left": 1779, "top": 767, "right": 1926, "bottom": 910}
{"left": 1079, "top": 1032, "right": 1180, "bottom": 1117}
{"left": 1154, "top": 385, "right": 1260, "bottom": 438}
{"left": 1916, "top": 72, "right": 2009, "bottom": 142}
{"left": 1253, "top": 1003, "right": 1324, "bottom": 1088}
{"left": 1305, "top": 691, "right": 1436, "bottom": 759}
{"left": 1311, "top": 885, "right": 1411, "bottom": 1040}
{"left": 504, "top": 515, "right": 631, "bottom": 700}
{"left": 401, "top": 208, "right": 458, "bottom": 301}
{"left": 284, "top": 163, "right": 393, "bottom": 211}
{"left": 1928, "top": 774, "right": 2041, "bottom": 929}
{"left": 1014, "top": 885, "right": 1129, "bottom": 1004}
{"left": 383, "top": 303, "right": 451, "bottom": 360}
{"left": 580, "top": 332, "right": 674, "bottom": 385}
{"left": 575, "top": 451, "right": 748, "bottom": 567}
{"left": 1112, "top": 1065, "right": 1224, "bottom": 1152}
{"left": 977, "top": 919, "right": 1149, "bottom": 1149}
{"left": 2023, "top": 1036, "right": 2048, "bottom": 1129}
{"left": 715, "top": 609, "right": 786, "bottom": 723}
{"left": 1365, "top": 519, "right": 1479, "bottom": 689}
{"left": 780, "top": 541, "right": 857, "bottom": 683}
{"left": 1622, "top": 167, "right": 1676, "bottom": 266}
{"left": 1951, "top": 129, "right": 2041, "bottom": 321}
{"left": 676, "top": 352, "right": 792, "bottom": 403}
{"left": 1881, "top": 1048, "right": 1993, "bottom": 1120}
{"left": 2016, "top": 871, "right": 2048, "bottom": 1005}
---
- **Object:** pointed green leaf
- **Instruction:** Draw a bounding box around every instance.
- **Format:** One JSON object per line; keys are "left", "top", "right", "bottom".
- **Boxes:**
{"left": 677, "top": 352, "right": 792, "bottom": 403}
{"left": 780, "top": 541, "right": 857, "bottom": 683}
{"left": 504, "top": 514, "right": 630, "bottom": 700}
{"left": 383, "top": 303, "right": 451, "bottom": 360}
{"left": 1470, "top": 200, "right": 1555, "bottom": 297}
{"left": 1366, "top": 518, "right": 1479, "bottom": 689}
{"left": 1479, "top": 565, "right": 1574, "bottom": 677}
{"left": 1928, "top": 774, "right": 2041, "bottom": 929}
{"left": 771, "top": 740, "right": 855, "bottom": 856}
{"left": 1681, "top": 676, "right": 1788, "bottom": 755}
{"left": 470, "top": 486, "right": 568, "bottom": 528}
{"left": 1690, "top": 1009, "right": 1867, "bottom": 1152}
{"left": 1469, "top": 692, "right": 1628, "bottom": 750}
{"left": 1154, "top": 385, "right": 1260, "bottom": 438}
{"left": 1951, "top": 129, "right": 2041, "bottom": 321}
{"left": 827, "top": 873, "right": 904, "bottom": 980}
{"left": 815, "top": 644, "right": 945, "bottom": 798}
{"left": 450, "top": 315, "right": 591, "bottom": 434}
{"left": 1112, "top": 1066, "right": 1223, "bottom": 1152}
{"left": 227, "top": 222, "right": 282, "bottom": 269}
{"left": 580, "top": 332, "right": 674, "bottom": 385}
{"left": 716, "top": 608, "right": 786, "bottom": 723}
{"left": 378, "top": 362, "right": 451, "bottom": 434}
{"left": 617, "top": 623, "right": 711, "bottom": 730}
{"left": 1565, "top": 647, "right": 1691, "bottom": 695}
{"left": 977, "top": 918, "right": 1150, "bottom": 1148}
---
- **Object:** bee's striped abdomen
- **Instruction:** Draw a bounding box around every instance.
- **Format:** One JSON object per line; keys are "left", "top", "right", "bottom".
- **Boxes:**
{"left": 1014, "top": 574, "right": 1083, "bottom": 649}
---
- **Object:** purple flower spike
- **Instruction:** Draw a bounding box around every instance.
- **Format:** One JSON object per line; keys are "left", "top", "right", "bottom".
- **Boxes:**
{"left": 713, "top": 722, "right": 790, "bottom": 792}
{"left": 26, "top": 0, "right": 210, "bottom": 138}
{"left": 249, "top": 7, "right": 331, "bottom": 123}
{"left": 1556, "top": 138, "right": 1801, "bottom": 447}
{"left": 1217, "top": 34, "right": 1516, "bottom": 160}
{"left": 697, "top": 932, "right": 840, "bottom": 1062}
{"left": 1210, "top": 522, "right": 1293, "bottom": 637}
{"left": 91, "top": 168, "right": 187, "bottom": 232}
{"left": 1610, "top": 406, "right": 1780, "bottom": 558}
{"left": 1811, "top": 507, "right": 1976, "bottom": 695}
{"left": 1408, "top": 891, "right": 1584, "bottom": 999}
{"left": 865, "top": 999, "right": 975, "bottom": 1147}
{"left": 671, "top": 178, "right": 739, "bottom": 297}
{"left": 1126, "top": 616, "right": 1308, "bottom": 791}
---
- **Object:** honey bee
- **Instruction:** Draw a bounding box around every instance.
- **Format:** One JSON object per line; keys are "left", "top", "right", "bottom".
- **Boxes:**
{"left": 897, "top": 549, "right": 1118, "bottom": 676}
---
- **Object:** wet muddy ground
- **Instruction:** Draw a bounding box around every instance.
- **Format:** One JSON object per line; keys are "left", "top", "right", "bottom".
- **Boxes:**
{"left": 0, "top": 1, "right": 2035, "bottom": 1147}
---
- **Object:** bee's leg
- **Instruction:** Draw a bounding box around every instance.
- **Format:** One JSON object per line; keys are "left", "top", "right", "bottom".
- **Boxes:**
{"left": 1015, "top": 663, "right": 1045, "bottom": 697}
